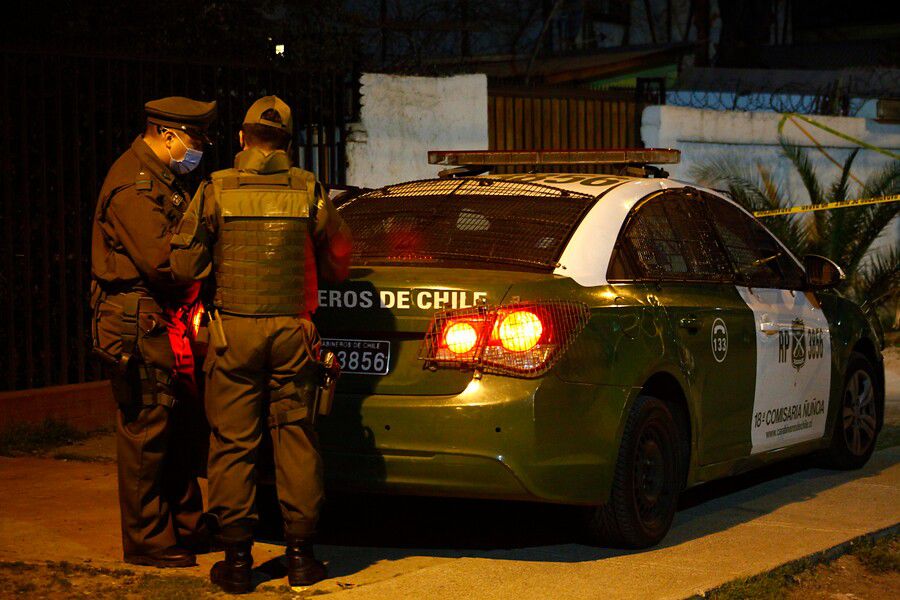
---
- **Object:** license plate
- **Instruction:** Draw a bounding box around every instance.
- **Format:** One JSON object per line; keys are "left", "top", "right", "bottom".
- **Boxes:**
{"left": 321, "top": 338, "right": 391, "bottom": 376}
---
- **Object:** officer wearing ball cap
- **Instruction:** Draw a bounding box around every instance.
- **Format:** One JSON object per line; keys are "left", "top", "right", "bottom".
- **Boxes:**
{"left": 170, "top": 95, "right": 352, "bottom": 593}
{"left": 90, "top": 95, "right": 216, "bottom": 568}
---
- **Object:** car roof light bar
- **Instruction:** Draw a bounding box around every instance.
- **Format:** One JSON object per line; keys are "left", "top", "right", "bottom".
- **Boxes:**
{"left": 428, "top": 148, "right": 680, "bottom": 167}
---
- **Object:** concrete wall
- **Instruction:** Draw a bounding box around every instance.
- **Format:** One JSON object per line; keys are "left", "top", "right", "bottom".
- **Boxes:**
{"left": 642, "top": 105, "right": 900, "bottom": 246}
{"left": 346, "top": 73, "right": 489, "bottom": 188}
{"left": 0, "top": 381, "right": 115, "bottom": 432}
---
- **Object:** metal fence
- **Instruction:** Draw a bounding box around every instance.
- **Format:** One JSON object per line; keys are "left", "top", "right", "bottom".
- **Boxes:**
{"left": 667, "top": 68, "right": 900, "bottom": 116}
{"left": 0, "top": 50, "right": 357, "bottom": 391}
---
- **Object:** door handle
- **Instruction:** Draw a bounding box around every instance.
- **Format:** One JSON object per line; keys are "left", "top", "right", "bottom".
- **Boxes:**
{"left": 679, "top": 316, "right": 702, "bottom": 331}
{"left": 759, "top": 322, "right": 785, "bottom": 335}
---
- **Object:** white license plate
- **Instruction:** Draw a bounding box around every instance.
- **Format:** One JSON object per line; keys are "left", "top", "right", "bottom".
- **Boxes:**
{"left": 321, "top": 338, "right": 391, "bottom": 376}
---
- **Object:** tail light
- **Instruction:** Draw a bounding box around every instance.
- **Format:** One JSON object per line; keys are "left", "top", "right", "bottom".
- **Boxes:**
{"left": 443, "top": 321, "right": 479, "bottom": 354}
{"left": 421, "top": 301, "right": 590, "bottom": 378}
{"left": 496, "top": 310, "right": 543, "bottom": 351}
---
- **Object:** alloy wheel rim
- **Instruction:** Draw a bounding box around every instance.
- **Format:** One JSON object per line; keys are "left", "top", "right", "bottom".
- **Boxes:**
{"left": 842, "top": 369, "right": 876, "bottom": 457}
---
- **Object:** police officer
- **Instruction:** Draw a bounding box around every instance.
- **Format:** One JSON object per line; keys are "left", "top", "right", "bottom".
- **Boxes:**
{"left": 170, "top": 96, "right": 352, "bottom": 593}
{"left": 91, "top": 96, "right": 217, "bottom": 568}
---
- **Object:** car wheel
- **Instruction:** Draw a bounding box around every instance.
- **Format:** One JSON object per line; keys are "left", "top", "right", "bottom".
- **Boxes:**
{"left": 825, "top": 352, "right": 880, "bottom": 470}
{"left": 586, "top": 395, "right": 681, "bottom": 548}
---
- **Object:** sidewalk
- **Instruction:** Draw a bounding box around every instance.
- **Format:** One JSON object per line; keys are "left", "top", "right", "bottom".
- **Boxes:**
{"left": 1, "top": 444, "right": 898, "bottom": 599}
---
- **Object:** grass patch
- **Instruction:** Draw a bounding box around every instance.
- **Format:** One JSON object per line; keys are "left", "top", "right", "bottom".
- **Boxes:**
{"left": 133, "top": 573, "right": 218, "bottom": 600}
{"left": 696, "top": 531, "right": 899, "bottom": 599}
{"left": 0, "top": 419, "right": 88, "bottom": 456}
{"left": 694, "top": 555, "right": 815, "bottom": 600}
{"left": 52, "top": 560, "right": 135, "bottom": 579}
{"left": 850, "top": 533, "right": 900, "bottom": 573}
{"left": 0, "top": 560, "right": 316, "bottom": 598}
{"left": 0, "top": 561, "right": 36, "bottom": 573}
{"left": 52, "top": 451, "right": 114, "bottom": 463}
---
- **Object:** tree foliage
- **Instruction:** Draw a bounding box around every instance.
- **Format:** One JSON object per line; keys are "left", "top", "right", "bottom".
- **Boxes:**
{"left": 690, "top": 141, "right": 900, "bottom": 326}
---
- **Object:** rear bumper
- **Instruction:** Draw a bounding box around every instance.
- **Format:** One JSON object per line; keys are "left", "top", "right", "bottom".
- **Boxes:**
{"left": 318, "top": 374, "right": 632, "bottom": 505}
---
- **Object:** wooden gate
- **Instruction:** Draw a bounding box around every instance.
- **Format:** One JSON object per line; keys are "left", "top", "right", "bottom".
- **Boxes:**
{"left": 488, "top": 86, "right": 642, "bottom": 171}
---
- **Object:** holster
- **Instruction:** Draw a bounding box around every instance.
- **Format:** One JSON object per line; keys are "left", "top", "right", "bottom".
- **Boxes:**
{"left": 92, "top": 291, "right": 175, "bottom": 409}
{"left": 313, "top": 351, "right": 340, "bottom": 420}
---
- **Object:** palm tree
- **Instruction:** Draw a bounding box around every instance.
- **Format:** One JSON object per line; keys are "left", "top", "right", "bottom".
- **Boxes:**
{"left": 689, "top": 140, "right": 900, "bottom": 329}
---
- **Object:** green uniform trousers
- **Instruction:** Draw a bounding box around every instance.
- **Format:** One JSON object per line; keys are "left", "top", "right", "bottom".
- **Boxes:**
{"left": 95, "top": 295, "right": 205, "bottom": 558}
{"left": 205, "top": 315, "right": 324, "bottom": 544}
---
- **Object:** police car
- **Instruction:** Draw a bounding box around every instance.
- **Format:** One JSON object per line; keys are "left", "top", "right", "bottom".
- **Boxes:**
{"left": 313, "top": 149, "right": 885, "bottom": 548}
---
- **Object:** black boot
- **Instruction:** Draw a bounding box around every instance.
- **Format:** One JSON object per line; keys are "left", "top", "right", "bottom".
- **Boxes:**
{"left": 210, "top": 542, "right": 254, "bottom": 594}
{"left": 286, "top": 540, "right": 327, "bottom": 587}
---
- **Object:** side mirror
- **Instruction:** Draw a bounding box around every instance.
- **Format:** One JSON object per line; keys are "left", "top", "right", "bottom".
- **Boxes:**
{"left": 803, "top": 254, "right": 845, "bottom": 289}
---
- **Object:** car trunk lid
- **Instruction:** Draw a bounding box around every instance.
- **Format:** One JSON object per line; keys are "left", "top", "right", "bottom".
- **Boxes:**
{"left": 314, "top": 266, "right": 550, "bottom": 396}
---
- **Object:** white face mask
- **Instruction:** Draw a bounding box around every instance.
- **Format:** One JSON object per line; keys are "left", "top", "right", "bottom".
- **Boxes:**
{"left": 166, "top": 130, "right": 203, "bottom": 174}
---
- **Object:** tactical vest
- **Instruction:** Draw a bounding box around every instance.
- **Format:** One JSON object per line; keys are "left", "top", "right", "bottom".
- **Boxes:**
{"left": 211, "top": 168, "right": 315, "bottom": 316}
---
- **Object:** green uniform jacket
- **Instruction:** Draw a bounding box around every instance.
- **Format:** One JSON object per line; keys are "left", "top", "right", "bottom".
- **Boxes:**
{"left": 91, "top": 136, "right": 197, "bottom": 301}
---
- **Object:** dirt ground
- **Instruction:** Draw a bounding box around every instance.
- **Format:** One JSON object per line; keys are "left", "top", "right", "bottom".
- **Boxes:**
{"left": 788, "top": 554, "right": 900, "bottom": 600}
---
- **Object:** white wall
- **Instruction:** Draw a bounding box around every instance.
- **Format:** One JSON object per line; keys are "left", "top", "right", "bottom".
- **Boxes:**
{"left": 346, "top": 73, "right": 489, "bottom": 188}
{"left": 642, "top": 105, "right": 900, "bottom": 249}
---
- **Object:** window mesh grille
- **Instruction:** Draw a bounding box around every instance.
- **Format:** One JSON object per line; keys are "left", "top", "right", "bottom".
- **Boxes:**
{"left": 338, "top": 178, "right": 594, "bottom": 270}
{"left": 611, "top": 193, "right": 733, "bottom": 282}
{"left": 706, "top": 199, "right": 806, "bottom": 289}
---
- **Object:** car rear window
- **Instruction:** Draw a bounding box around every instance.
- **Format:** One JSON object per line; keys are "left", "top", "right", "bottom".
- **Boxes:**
{"left": 337, "top": 178, "right": 594, "bottom": 270}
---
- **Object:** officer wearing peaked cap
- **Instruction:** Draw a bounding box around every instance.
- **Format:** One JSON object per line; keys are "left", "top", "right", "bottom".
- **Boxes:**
{"left": 91, "top": 96, "right": 216, "bottom": 568}
{"left": 170, "top": 95, "right": 352, "bottom": 593}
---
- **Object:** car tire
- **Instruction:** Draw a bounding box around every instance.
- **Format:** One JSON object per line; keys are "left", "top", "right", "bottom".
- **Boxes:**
{"left": 824, "top": 352, "right": 880, "bottom": 470}
{"left": 586, "top": 395, "right": 682, "bottom": 548}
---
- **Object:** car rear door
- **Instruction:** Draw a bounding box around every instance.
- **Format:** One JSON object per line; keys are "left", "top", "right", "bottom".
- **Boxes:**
{"left": 608, "top": 189, "right": 757, "bottom": 464}
{"left": 703, "top": 194, "right": 832, "bottom": 454}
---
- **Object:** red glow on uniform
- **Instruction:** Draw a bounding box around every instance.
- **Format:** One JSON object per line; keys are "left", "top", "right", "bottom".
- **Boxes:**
{"left": 192, "top": 305, "right": 205, "bottom": 337}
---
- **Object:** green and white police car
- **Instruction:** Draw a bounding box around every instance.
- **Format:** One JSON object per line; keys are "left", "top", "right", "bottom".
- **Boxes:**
{"left": 314, "top": 149, "right": 885, "bottom": 548}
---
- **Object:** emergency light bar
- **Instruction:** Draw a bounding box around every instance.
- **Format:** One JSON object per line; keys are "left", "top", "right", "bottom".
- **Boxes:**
{"left": 428, "top": 148, "right": 680, "bottom": 167}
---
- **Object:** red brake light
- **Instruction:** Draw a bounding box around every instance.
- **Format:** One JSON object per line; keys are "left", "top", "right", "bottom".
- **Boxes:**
{"left": 420, "top": 301, "right": 589, "bottom": 378}
{"left": 495, "top": 310, "right": 543, "bottom": 352}
{"left": 444, "top": 321, "right": 478, "bottom": 354}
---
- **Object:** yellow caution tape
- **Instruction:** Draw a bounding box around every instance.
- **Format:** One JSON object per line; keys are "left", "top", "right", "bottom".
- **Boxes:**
{"left": 780, "top": 114, "right": 900, "bottom": 161}
{"left": 753, "top": 194, "right": 900, "bottom": 218}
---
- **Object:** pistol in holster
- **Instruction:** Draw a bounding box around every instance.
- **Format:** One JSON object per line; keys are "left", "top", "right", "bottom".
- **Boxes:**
{"left": 311, "top": 350, "right": 340, "bottom": 423}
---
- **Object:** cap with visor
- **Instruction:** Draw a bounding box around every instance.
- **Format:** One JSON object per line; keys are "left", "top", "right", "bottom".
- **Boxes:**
{"left": 145, "top": 96, "right": 217, "bottom": 145}
{"left": 243, "top": 95, "right": 293, "bottom": 135}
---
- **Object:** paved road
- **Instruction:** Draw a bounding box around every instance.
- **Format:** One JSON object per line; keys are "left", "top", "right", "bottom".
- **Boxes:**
{"left": 1, "top": 445, "right": 898, "bottom": 599}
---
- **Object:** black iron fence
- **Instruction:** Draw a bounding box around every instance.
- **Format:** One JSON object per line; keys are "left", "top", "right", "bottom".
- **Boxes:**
{"left": 0, "top": 49, "right": 357, "bottom": 391}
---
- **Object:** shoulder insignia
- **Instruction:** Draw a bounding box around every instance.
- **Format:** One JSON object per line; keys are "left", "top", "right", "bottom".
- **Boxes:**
{"left": 170, "top": 192, "right": 184, "bottom": 208}
{"left": 135, "top": 171, "right": 153, "bottom": 192}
